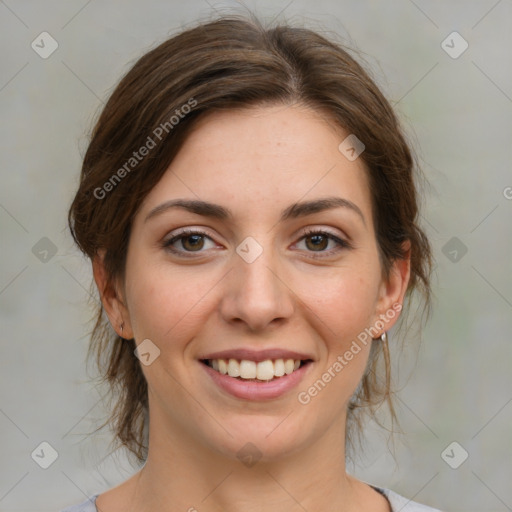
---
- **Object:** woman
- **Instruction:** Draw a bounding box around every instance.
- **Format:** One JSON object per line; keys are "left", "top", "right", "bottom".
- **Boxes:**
{"left": 63, "top": 14, "right": 439, "bottom": 512}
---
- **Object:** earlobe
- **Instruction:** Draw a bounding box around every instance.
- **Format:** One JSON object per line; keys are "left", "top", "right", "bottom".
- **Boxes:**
{"left": 92, "top": 251, "right": 134, "bottom": 339}
{"left": 375, "top": 242, "right": 411, "bottom": 334}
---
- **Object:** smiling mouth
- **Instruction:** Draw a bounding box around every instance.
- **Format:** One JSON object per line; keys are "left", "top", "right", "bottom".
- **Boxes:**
{"left": 200, "top": 358, "right": 313, "bottom": 382}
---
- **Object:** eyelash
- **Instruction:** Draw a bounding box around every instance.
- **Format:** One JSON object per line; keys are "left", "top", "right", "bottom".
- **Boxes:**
{"left": 162, "top": 228, "right": 352, "bottom": 258}
{"left": 297, "top": 228, "right": 352, "bottom": 257}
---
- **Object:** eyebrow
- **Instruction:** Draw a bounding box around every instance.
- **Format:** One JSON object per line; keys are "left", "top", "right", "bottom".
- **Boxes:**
{"left": 144, "top": 196, "right": 366, "bottom": 225}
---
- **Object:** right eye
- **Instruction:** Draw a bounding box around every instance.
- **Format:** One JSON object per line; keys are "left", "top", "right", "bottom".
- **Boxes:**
{"left": 163, "top": 229, "right": 218, "bottom": 254}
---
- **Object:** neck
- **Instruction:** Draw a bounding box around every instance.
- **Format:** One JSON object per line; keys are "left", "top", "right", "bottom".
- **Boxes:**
{"left": 129, "top": 409, "right": 363, "bottom": 512}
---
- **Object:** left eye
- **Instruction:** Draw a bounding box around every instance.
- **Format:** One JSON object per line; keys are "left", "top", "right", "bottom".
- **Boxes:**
{"left": 295, "top": 231, "right": 347, "bottom": 253}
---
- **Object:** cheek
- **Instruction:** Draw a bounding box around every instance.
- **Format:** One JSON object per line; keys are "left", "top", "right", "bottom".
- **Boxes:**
{"left": 124, "top": 256, "right": 219, "bottom": 344}
{"left": 296, "top": 271, "right": 379, "bottom": 413}
{"left": 298, "top": 267, "right": 380, "bottom": 344}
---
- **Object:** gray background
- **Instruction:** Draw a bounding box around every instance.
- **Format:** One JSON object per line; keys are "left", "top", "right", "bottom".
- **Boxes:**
{"left": 1, "top": 1, "right": 511, "bottom": 511}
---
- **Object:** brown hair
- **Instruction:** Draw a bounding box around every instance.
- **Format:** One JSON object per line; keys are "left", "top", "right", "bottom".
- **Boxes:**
{"left": 68, "top": 14, "right": 432, "bottom": 463}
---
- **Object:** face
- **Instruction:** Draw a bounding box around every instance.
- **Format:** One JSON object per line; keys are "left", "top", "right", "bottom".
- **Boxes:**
{"left": 96, "top": 104, "right": 409, "bottom": 462}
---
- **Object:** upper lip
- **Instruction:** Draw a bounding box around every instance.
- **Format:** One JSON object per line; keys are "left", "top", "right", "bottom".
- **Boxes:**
{"left": 199, "top": 348, "right": 314, "bottom": 363}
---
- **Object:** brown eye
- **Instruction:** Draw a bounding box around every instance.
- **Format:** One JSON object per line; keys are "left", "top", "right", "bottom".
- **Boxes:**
{"left": 181, "top": 234, "right": 205, "bottom": 251}
{"left": 305, "top": 234, "right": 329, "bottom": 251}
{"left": 295, "top": 229, "right": 351, "bottom": 257}
{"left": 163, "top": 229, "right": 216, "bottom": 254}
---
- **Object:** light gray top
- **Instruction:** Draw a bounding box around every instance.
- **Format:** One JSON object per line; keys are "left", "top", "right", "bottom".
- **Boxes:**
{"left": 60, "top": 487, "right": 442, "bottom": 511}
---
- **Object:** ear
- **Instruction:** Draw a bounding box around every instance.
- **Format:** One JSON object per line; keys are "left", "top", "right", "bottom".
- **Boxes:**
{"left": 92, "top": 250, "right": 134, "bottom": 339}
{"left": 372, "top": 241, "right": 411, "bottom": 335}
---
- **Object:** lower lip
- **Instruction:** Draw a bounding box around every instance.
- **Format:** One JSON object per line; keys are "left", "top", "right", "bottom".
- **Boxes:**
{"left": 200, "top": 361, "right": 313, "bottom": 400}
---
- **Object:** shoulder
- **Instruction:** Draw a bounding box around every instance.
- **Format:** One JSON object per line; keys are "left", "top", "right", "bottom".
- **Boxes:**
{"left": 59, "top": 495, "right": 98, "bottom": 512}
{"left": 60, "top": 489, "right": 441, "bottom": 512}
{"left": 375, "top": 486, "right": 442, "bottom": 511}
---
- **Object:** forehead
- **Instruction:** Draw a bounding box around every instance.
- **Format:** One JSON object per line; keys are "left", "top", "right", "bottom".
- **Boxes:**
{"left": 139, "top": 104, "right": 373, "bottom": 225}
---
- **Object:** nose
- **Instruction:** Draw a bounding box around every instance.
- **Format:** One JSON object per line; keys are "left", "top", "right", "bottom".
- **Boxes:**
{"left": 219, "top": 240, "right": 295, "bottom": 332}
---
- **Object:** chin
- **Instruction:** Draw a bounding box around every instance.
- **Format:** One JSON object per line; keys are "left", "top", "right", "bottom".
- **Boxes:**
{"left": 205, "top": 415, "right": 310, "bottom": 463}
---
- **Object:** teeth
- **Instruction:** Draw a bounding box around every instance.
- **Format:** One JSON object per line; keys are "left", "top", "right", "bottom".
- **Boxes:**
{"left": 274, "top": 359, "right": 285, "bottom": 377}
{"left": 218, "top": 359, "right": 228, "bottom": 375}
{"left": 228, "top": 358, "right": 240, "bottom": 377}
{"left": 239, "top": 360, "right": 256, "bottom": 379}
{"left": 206, "top": 358, "right": 305, "bottom": 381}
{"left": 256, "top": 360, "right": 274, "bottom": 380}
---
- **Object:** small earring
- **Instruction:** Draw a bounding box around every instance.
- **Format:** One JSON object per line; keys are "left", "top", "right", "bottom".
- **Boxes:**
{"left": 380, "top": 331, "right": 387, "bottom": 342}
{"left": 120, "top": 322, "right": 124, "bottom": 337}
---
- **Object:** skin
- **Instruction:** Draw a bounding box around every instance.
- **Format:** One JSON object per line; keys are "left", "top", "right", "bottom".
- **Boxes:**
{"left": 93, "top": 104, "right": 410, "bottom": 512}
